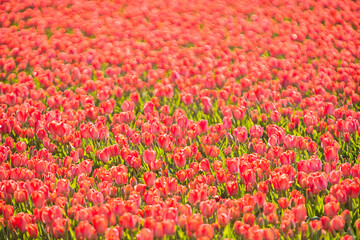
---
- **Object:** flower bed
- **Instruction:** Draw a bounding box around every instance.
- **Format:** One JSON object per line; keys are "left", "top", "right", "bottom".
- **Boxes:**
{"left": 1, "top": 0, "right": 360, "bottom": 239}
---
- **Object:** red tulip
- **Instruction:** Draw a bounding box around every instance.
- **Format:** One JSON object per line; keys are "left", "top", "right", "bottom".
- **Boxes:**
{"left": 105, "top": 228, "right": 121, "bottom": 240}
{"left": 188, "top": 190, "right": 200, "bottom": 205}
{"left": 120, "top": 213, "right": 139, "bottom": 230}
{"left": 199, "top": 201, "right": 216, "bottom": 218}
{"left": 27, "top": 224, "right": 39, "bottom": 238}
{"left": 278, "top": 197, "right": 289, "bottom": 209}
{"left": 233, "top": 126, "right": 248, "bottom": 143}
{"left": 115, "top": 172, "right": 128, "bottom": 186}
{"left": 243, "top": 213, "right": 255, "bottom": 226}
{"left": 258, "top": 181, "right": 269, "bottom": 194}
{"left": 200, "top": 158, "right": 210, "bottom": 173}
{"left": 222, "top": 116, "right": 232, "bottom": 130}
{"left": 15, "top": 141, "right": 26, "bottom": 153}
{"left": 254, "top": 191, "right": 266, "bottom": 208}
{"left": 200, "top": 97, "right": 212, "bottom": 114}
{"left": 307, "top": 156, "right": 322, "bottom": 173}
{"left": 197, "top": 119, "right": 209, "bottom": 134}
{"left": 181, "top": 94, "right": 193, "bottom": 105}
{"left": 52, "top": 219, "right": 70, "bottom": 238}
{"left": 56, "top": 179, "right": 70, "bottom": 196}
{"left": 153, "top": 222, "right": 164, "bottom": 238}
{"left": 308, "top": 172, "right": 328, "bottom": 194}
{"left": 226, "top": 181, "right": 238, "bottom": 196}
{"left": 143, "top": 149, "right": 156, "bottom": 165}
{"left": 324, "top": 202, "right": 340, "bottom": 218}
{"left": 250, "top": 125, "right": 263, "bottom": 139}
{"left": 292, "top": 204, "right": 307, "bottom": 223}
{"left": 173, "top": 152, "right": 186, "bottom": 168}
{"left": 163, "top": 220, "right": 175, "bottom": 235}
{"left": 234, "top": 107, "right": 246, "bottom": 121}
{"left": 263, "top": 202, "right": 277, "bottom": 215}
{"left": 195, "top": 224, "right": 214, "bottom": 239}
{"left": 328, "top": 170, "right": 342, "bottom": 185}
{"left": 342, "top": 209, "right": 351, "bottom": 223}
{"left": 93, "top": 215, "right": 109, "bottom": 234}
{"left": 32, "top": 191, "right": 46, "bottom": 208}
{"left": 226, "top": 158, "right": 239, "bottom": 174}
{"left": 16, "top": 109, "right": 28, "bottom": 123}
{"left": 137, "top": 228, "right": 153, "bottom": 240}
{"left": 14, "top": 189, "right": 28, "bottom": 203}
{"left": 272, "top": 174, "right": 291, "bottom": 191}
{"left": 98, "top": 149, "right": 110, "bottom": 163}
{"left": 186, "top": 214, "right": 203, "bottom": 233}
{"left": 349, "top": 181, "right": 359, "bottom": 198}
{"left": 330, "top": 215, "right": 345, "bottom": 231}
{"left": 143, "top": 172, "right": 156, "bottom": 187}
{"left": 3, "top": 205, "right": 14, "bottom": 220}
{"left": 321, "top": 216, "right": 331, "bottom": 230}
{"left": 75, "top": 221, "right": 97, "bottom": 240}
{"left": 324, "top": 146, "right": 338, "bottom": 163}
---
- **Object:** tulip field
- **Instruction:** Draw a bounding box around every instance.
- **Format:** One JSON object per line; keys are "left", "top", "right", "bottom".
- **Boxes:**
{"left": 2, "top": 0, "right": 360, "bottom": 239}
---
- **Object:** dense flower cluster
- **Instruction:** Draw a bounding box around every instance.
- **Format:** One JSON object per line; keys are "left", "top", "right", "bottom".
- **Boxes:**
{"left": 1, "top": 0, "right": 360, "bottom": 239}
